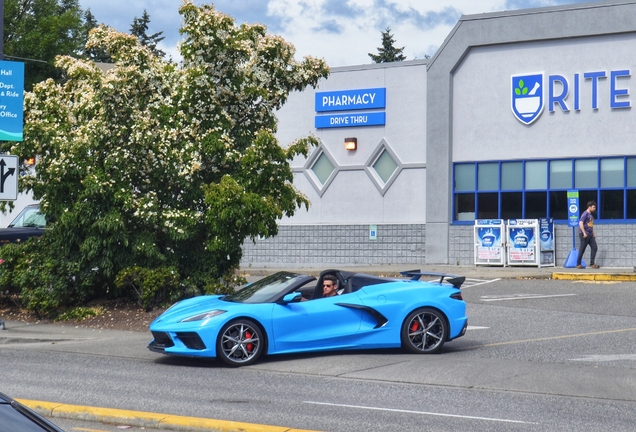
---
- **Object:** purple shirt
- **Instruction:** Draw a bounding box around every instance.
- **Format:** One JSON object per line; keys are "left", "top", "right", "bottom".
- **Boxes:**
{"left": 580, "top": 210, "right": 594, "bottom": 236}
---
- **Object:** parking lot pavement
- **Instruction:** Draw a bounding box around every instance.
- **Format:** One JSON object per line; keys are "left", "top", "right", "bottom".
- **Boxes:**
{"left": 3, "top": 264, "right": 636, "bottom": 432}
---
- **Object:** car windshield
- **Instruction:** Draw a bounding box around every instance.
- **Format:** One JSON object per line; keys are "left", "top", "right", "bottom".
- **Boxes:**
{"left": 8, "top": 206, "right": 45, "bottom": 228}
{"left": 224, "top": 272, "right": 305, "bottom": 304}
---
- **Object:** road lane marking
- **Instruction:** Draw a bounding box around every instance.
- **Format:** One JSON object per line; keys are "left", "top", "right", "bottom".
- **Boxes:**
{"left": 572, "top": 280, "right": 621, "bottom": 284}
{"left": 480, "top": 293, "right": 576, "bottom": 301}
{"left": 571, "top": 354, "right": 636, "bottom": 362}
{"left": 465, "top": 277, "right": 501, "bottom": 287}
{"left": 304, "top": 401, "right": 538, "bottom": 424}
{"left": 467, "top": 326, "right": 490, "bottom": 330}
{"left": 466, "top": 327, "right": 636, "bottom": 349}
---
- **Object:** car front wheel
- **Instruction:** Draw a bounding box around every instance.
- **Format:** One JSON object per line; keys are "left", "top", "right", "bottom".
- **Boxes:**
{"left": 401, "top": 307, "right": 448, "bottom": 354}
{"left": 217, "top": 319, "right": 264, "bottom": 366}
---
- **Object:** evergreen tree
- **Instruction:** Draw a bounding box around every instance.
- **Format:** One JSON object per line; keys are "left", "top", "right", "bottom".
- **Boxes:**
{"left": 4, "top": 0, "right": 85, "bottom": 90}
{"left": 368, "top": 27, "right": 406, "bottom": 63}
{"left": 82, "top": 9, "right": 112, "bottom": 63}
{"left": 130, "top": 10, "right": 165, "bottom": 58}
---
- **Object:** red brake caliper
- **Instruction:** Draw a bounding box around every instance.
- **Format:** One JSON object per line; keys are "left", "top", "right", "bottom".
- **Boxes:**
{"left": 410, "top": 322, "right": 419, "bottom": 332}
{"left": 245, "top": 330, "right": 254, "bottom": 352}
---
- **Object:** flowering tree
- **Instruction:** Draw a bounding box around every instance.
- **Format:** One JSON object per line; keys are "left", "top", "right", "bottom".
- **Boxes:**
{"left": 4, "top": 0, "right": 329, "bottom": 311}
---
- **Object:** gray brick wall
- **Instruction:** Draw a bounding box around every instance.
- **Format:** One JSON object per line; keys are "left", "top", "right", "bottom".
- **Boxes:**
{"left": 242, "top": 223, "right": 636, "bottom": 268}
{"left": 241, "top": 224, "right": 426, "bottom": 267}
{"left": 450, "top": 224, "right": 636, "bottom": 267}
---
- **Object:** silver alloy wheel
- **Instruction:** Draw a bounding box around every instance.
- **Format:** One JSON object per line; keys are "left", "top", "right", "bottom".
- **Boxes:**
{"left": 402, "top": 308, "right": 447, "bottom": 354}
{"left": 218, "top": 320, "right": 262, "bottom": 366}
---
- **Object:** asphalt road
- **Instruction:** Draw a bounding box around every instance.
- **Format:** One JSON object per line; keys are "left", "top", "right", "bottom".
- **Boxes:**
{"left": 2, "top": 277, "right": 636, "bottom": 431}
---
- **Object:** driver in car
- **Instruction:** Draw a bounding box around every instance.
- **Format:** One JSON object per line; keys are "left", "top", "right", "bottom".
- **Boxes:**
{"left": 322, "top": 275, "right": 339, "bottom": 297}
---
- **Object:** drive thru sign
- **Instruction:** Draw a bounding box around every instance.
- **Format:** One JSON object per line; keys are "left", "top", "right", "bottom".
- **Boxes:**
{"left": 0, "top": 155, "right": 18, "bottom": 200}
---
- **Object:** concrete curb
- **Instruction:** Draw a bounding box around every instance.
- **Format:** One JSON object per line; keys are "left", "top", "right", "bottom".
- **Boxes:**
{"left": 18, "top": 399, "right": 320, "bottom": 432}
{"left": 552, "top": 272, "right": 636, "bottom": 281}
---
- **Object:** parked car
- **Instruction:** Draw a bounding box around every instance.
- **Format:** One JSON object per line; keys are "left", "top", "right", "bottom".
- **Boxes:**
{"left": 0, "top": 204, "right": 46, "bottom": 245}
{"left": 0, "top": 392, "right": 64, "bottom": 432}
{"left": 148, "top": 269, "right": 468, "bottom": 366}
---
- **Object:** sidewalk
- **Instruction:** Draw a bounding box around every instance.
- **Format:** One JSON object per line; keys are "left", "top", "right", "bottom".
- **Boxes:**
{"left": 5, "top": 263, "right": 636, "bottom": 432}
{"left": 239, "top": 264, "right": 636, "bottom": 281}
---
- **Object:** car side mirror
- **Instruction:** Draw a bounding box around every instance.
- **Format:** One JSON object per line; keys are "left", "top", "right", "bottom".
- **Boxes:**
{"left": 280, "top": 292, "right": 302, "bottom": 304}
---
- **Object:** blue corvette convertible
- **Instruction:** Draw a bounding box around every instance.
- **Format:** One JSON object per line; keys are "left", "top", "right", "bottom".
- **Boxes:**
{"left": 148, "top": 269, "right": 468, "bottom": 366}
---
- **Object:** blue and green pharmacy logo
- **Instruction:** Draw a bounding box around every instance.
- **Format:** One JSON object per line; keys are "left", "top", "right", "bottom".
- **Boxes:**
{"left": 511, "top": 73, "right": 544, "bottom": 125}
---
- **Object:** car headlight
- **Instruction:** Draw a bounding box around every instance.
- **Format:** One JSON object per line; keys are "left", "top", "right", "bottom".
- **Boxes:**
{"left": 179, "top": 310, "right": 227, "bottom": 323}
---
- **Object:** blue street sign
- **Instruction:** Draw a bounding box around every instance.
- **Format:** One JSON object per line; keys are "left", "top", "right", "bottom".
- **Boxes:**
{"left": 0, "top": 61, "right": 25, "bottom": 141}
{"left": 315, "top": 112, "right": 386, "bottom": 129}
{"left": 567, "top": 190, "right": 580, "bottom": 228}
{"left": 315, "top": 88, "right": 386, "bottom": 112}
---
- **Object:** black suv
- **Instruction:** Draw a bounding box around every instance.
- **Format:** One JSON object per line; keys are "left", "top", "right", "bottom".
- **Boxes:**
{"left": 0, "top": 204, "right": 46, "bottom": 245}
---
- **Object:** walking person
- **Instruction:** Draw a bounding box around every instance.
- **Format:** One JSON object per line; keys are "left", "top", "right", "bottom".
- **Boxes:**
{"left": 576, "top": 201, "right": 599, "bottom": 269}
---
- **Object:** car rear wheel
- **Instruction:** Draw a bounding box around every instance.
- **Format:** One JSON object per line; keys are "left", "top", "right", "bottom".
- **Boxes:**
{"left": 401, "top": 307, "right": 448, "bottom": 354}
{"left": 217, "top": 319, "right": 264, "bottom": 367}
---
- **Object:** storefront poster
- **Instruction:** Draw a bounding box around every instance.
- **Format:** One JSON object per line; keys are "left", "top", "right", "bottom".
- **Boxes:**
{"left": 539, "top": 218, "right": 554, "bottom": 250}
{"left": 508, "top": 219, "right": 537, "bottom": 263}
{"left": 474, "top": 219, "right": 506, "bottom": 265}
{"left": 476, "top": 227, "right": 502, "bottom": 259}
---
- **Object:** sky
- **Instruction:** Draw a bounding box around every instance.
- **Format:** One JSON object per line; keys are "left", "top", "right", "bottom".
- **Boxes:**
{"left": 78, "top": 0, "right": 593, "bottom": 67}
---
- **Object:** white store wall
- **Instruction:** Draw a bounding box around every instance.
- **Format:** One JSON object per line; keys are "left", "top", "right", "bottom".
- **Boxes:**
{"left": 452, "top": 33, "right": 636, "bottom": 162}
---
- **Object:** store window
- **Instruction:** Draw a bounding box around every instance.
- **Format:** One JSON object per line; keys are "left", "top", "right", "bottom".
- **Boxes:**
{"left": 452, "top": 156, "right": 636, "bottom": 222}
{"left": 477, "top": 162, "right": 498, "bottom": 190}
{"left": 575, "top": 159, "right": 598, "bottom": 188}
{"left": 601, "top": 158, "right": 623, "bottom": 187}
{"left": 550, "top": 160, "right": 572, "bottom": 189}
{"left": 373, "top": 150, "right": 398, "bottom": 184}
{"left": 454, "top": 163, "right": 475, "bottom": 191}
{"left": 525, "top": 161, "right": 547, "bottom": 189}
{"left": 501, "top": 162, "right": 523, "bottom": 190}
{"left": 311, "top": 153, "right": 334, "bottom": 185}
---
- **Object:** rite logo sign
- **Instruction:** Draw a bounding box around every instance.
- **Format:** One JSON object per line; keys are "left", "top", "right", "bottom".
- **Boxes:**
{"left": 511, "top": 73, "right": 544, "bottom": 125}
{"left": 511, "top": 68, "right": 631, "bottom": 125}
{"left": 0, "top": 156, "right": 18, "bottom": 201}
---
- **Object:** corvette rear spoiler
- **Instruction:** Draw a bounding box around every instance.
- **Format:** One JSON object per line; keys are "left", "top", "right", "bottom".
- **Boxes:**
{"left": 400, "top": 270, "right": 466, "bottom": 289}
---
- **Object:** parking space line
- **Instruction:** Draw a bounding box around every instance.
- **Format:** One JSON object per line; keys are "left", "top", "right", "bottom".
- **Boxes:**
{"left": 304, "top": 401, "right": 538, "bottom": 424}
{"left": 481, "top": 293, "right": 576, "bottom": 301}
{"left": 571, "top": 354, "right": 636, "bottom": 362}
{"left": 466, "top": 327, "right": 636, "bottom": 349}
{"left": 465, "top": 278, "right": 501, "bottom": 287}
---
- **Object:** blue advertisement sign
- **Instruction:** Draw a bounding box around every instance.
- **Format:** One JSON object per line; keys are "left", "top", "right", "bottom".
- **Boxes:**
{"left": 0, "top": 61, "right": 25, "bottom": 141}
{"left": 474, "top": 219, "right": 505, "bottom": 265}
{"left": 315, "top": 112, "right": 386, "bottom": 129}
{"left": 477, "top": 227, "right": 501, "bottom": 248}
{"left": 507, "top": 219, "right": 537, "bottom": 264}
{"left": 539, "top": 218, "right": 554, "bottom": 250}
{"left": 510, "top": 227, "right": 535, "bottom": 249}
{"left": 476, "top": 219, "right": 503, "bottom": 225}
{"left": 567, "top": 190, "right": 580, "bottom": 228}
{"left": 315, "top": 88, "right": 386, "bottom": 112}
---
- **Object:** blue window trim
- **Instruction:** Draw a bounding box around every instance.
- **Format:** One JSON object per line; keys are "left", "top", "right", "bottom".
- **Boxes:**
{"left": 452, "top": 156, "right": 636, "bottom": 224}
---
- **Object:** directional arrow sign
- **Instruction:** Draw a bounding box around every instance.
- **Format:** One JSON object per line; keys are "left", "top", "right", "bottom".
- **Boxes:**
{"left": 0, "top": 156, "right": 18, "bottom": 200}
